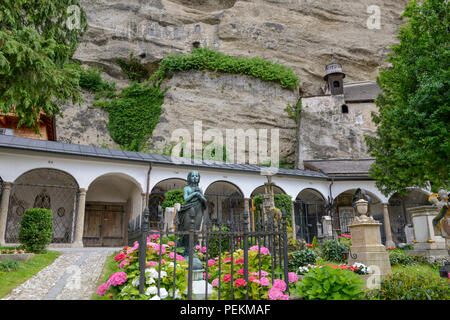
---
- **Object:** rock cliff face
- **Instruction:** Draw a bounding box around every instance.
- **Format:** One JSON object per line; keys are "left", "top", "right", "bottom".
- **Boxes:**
{"left": 74, "top": 0, "right": 407, "bottom": 94}
{"left": 151, "top": 70, "right": 299, "bottom": 163}
{"left": 57, "top": 0, "right": 409, "bottom": 165}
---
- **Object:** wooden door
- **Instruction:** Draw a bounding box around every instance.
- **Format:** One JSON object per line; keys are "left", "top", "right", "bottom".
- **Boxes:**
{"left": 83, "top": 204, "right": 125, "bottom": 247}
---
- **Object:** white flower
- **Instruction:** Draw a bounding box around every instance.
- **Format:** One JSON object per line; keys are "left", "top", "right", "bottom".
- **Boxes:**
{"left": 145, "top": 286, "right": 158, "bottom": 296}
{"left": 146, "top": 277, "right": 155, "bottom": 285}
{"left": 149, "top": 295, "right": 160, "bottom": 300}
{"left": 160, "top": 271, "right": 167, "bottom": 278}
{"left": 159, "top": 288, "right": 168, "bottom": 299}
{"left": 169, "top": 289, "right": 182, "bottom": 299}
{"left": 131, "top": 277, "right": 140, "bottom": 287}
{"left": 145, "top": 268, "right": 159, "bottom": 279}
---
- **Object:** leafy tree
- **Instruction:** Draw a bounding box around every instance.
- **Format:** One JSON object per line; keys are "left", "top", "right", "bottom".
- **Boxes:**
{"left": 366, "top": 0, "right": 449, "bottom": 196}
{"left": 0, "top": 0, "right": 87, "bottom": 128}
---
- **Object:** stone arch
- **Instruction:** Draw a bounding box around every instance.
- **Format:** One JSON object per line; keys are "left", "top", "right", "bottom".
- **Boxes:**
{"left": 149, "top": 178, "right": 187, "bottom": 226}
{"left": 250, "top": 184, "right": 286, "bottom": 198}
{"left": 333, "top": 188, "right": 383, "bottom": 237}
{"left": 204, "top": 180, "right": 244, "bottom": 223}
{"left": 6, "top": 168, "right": 80, "bottom": 244}
{"left": 84, "top": 172, "right": 143, "bottom": 247}
{"left": 294, "top": 188, "right": 327, "bottom": 242}
{"left": 387, "top": 188, "right": 430, "bottom": 244}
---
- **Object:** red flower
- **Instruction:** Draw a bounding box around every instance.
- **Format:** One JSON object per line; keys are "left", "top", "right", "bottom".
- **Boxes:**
{"left": 224, "top": 257, "right": 232, "bottom": 263}
{"left": 114, "top": 253, "right": 126, "bottom": 262}
{"left": 305, "top": 243, "right": 312, "bottom": 247}
{"left": 223, "top": 274, "right": 232, "bottom": 282}
{"left": 234, "top": 278, "right": 247, "bottom": 287}
{"left": 235, "top": 259, "right": 244, "bottom": 264}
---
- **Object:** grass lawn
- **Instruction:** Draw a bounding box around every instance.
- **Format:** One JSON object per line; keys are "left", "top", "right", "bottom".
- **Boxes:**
{"left": 91, "top": 250, "right": 120, "bottom": 300}
{"left": 392, "top": 263, "right": 441, "bottom": 278}
{"left": 0, "top": 250, "right": 61, "bottom": 298}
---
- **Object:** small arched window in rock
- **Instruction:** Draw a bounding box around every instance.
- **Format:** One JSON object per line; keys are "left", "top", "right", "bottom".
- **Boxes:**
{"left": 192, "top": 41, "right": 200, "bottom": 49}
{"left": 195, "top": 25, "right": 201, "bottom": 33}
{"left": 341, "top": 104, "right": 349, "bottom": 114}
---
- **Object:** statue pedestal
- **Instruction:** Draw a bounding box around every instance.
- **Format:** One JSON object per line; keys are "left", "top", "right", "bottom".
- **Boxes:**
{"left": 407, "top": 206, "right": 448, "bottom": 262}
{"left": 348, "top": 215, "right": 392, "bottom": 280}
{"left": 186, "top": 269, "right": 213, "bottom": 300}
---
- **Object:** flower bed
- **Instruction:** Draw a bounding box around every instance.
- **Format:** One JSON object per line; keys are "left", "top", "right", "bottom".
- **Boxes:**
{"left": 206, "top": 245, "right": 298, "bottom": 300}
{"left": 96, "top": 235, "right": 189, "bottom": 300}
{"left": 96, "top": 236, "right": 297, "bottom": 300}
{"left": 297, "top": 262, "right": 369, "bottom": 275}
{"left": 0, "top": 248, "right": 34, "bottom": 262}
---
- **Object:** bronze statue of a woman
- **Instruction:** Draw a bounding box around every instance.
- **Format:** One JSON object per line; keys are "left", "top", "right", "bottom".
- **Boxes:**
{"left": 176, "top": 170, "right": 207, "bottom": 262}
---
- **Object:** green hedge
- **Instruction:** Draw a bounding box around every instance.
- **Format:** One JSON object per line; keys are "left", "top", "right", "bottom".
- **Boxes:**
{"left": 252, "top": 193, "right": 292, "bottom": 224}
{"left": 152, "top": 47, "right": 300, "bottom": 90}
{"left": 18, "top": 208, "right": 53, "bottom": 253}
{"left": 161, "top": 189, "right": 185, "bottom": 212}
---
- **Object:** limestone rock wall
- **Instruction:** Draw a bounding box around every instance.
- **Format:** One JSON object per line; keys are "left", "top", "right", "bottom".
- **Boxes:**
{"left": 56, "top": 92, "right": 119, "bottom": 149}
{"left": 56, "top": 0, "right": 408, "bottom": 163}
{"left": 150, "top": 70, "right": 299, "bottom": 164}
{"left": 298, "top": 95, "right": 377, "bottom": 168}
{"left": 74, "top": 0, "right": 407, "bottom": 94}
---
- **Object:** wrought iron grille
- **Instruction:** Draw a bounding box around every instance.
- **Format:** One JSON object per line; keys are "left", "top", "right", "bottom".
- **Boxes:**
{"left": 128, "top": 205, "right": 290, "bottom": 300}
{"left": 294, "top": 200, "right": 326, "bottom": 243}
{"left": 6, "top": 182, "right": 78, "bottom": 244}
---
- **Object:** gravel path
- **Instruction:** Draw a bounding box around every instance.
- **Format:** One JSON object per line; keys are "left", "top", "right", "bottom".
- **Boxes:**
{"left": 2, "top": 248, "right": 119, "bottom": 300}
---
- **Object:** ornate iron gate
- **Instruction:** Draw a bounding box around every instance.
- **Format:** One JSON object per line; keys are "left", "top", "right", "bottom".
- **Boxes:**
{"left": 5, "top": 169, "right": 79, "bottom": 244}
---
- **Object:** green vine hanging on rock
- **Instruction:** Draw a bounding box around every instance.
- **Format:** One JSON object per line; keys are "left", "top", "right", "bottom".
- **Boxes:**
{"left": 87, "top": 47, "right": 301, "bottom": 152}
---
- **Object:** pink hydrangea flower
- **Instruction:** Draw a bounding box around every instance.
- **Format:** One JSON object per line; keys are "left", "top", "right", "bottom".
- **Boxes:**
{"left": 207, "top": 259, "right": 215, "bottom": 267}
{"left": 223, "top": 274, "right": 232, "bottom": 282}
{"left": 273, "top": 279, "right": 287, "bottom": 292}
{"left": 201, "top": 247, "right": 207, "bottom": 253}
{"left": 268, "top": 287, "right": 284, "bottom": 300}
{"left": 281, "top": 294, "right": 290, "bottom": 300}
{"left": 203, "top": 273, "right": 211, "bottom": 280}
{"left": 258, "top": 270, "right": 269, "bottom": 277}
{"left": 259, "top": 277, "right": 270, "bottom": 286}
{"left": 211, "top": 278, "right": 219, "bottom": 287}
{"left": 147, "top": 261, "right": 158, "bottom": 267}
{"left": 195, "top": 245, "right": 201, "bottom": 250}
{"left": 234, "top": 278, "right": 247, "bottom": 287}
{"left": 168, "top": 241, "right": 175, "bottom": 246}
{"left": 250, "top": 245, "right": 270, "bottom": 255}
{"left": 119, "top": 260, "right": 130, "bottom": 269}
{"left": 96, "top": 283, "right": 108, "bottom": 296}
{"left": 127, "top": 241, "right": 139, "bottom": 254}
{"left": 288, "top": 272, "right": 298, "bottom": 283}
{"left": 168, "top": 252, "right": 185, "bottom": 261}
{"left": 107, "top": 272, "right": 127, "bottom": 287}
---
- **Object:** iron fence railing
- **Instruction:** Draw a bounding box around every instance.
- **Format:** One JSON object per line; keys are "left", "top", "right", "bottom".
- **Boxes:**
{"left": 128, "top": 204, "right": 290, "bottom": 300}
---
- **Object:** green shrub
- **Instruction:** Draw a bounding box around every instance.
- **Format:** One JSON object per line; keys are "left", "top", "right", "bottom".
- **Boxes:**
{"left": 295, "top": 265, "right": 365, "bottom": 300}
{"left": 18, "top": 208, "right": 53, "bottom": 253}
{"left": 0, "top": 259, "right": 20, "bottom": 272}
{"left": 388, "top": 249, "right": 415, "bottom": 266}
{"left": 252, "top": 194, "right": 293, "bottom": 225}
{"left": 372, "top": 271, "right": 450, "bottom": 300}
{"left": 288, "top": 248, "right": 317, "bottom": 271}
{"left": 311, "top": 236, "right": 320, "bottom": 250}
{"left": 94, "top": 81, "right": 166, "bottom": 151}
{"left": 161, "top": 189, "right": 185, "bottom": 212}
{"left": 116, "top": 53, "right": 150, "bottom": 82}
{"left": 152, "top": 47, "right": 300, "bottom": 90}
{"left": 322, "top": 240, "right": 347, "bottom": 263}
{"left": 78, "top": 66, "right": 116, "bottom": 97}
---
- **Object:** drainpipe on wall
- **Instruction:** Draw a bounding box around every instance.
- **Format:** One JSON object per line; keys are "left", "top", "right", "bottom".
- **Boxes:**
{"left": 145, "top": 163, "right": 152, "bottom": 210}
